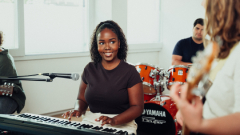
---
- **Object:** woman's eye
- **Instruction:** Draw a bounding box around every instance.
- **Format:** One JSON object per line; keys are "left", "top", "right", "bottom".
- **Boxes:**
{"left": 99, "top": 42, "right": 104, "bottom": 45}
{"left": 110, "top": 41, "right": 115, "bottom": 44}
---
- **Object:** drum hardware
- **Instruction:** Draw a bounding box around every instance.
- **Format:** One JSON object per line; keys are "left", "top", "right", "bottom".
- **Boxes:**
{"left": 159, "top": 70, "right": 165, "bottom": 77}
{"left": 142, "top": 82, "right": 152, "bottom": 87}
{"left": 149, "top": 69, "right": 157, "bottom": 79}
{"left": 153, "top": 79, "right": 164, "bottom": 101}
{"left": 163, "top": 70, "right": 170, "bottom": 78}
{"left": 135, "top": 63, "right": 162, "bottom": 102}
{"left": 161, "top": 83, "right": 165, "bottom": 92}
{"left": 153, "top": 83, "right": 161, "bottom": 101}
{"left": 152, "top": 69, "right": 162, "bottom": 101}
{"left": 136, "top": 66, "right": 141, "bottom": 73}
{"left": 160, "top": 101, "right": 166, "bottom": 106}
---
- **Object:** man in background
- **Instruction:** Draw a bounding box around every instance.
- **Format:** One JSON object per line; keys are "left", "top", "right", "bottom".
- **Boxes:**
{"left": 172, "top": 18, "right": 205, "bottom": 66}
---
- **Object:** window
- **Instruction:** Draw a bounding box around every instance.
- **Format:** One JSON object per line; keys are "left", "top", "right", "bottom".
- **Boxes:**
{"left": 127, "top": 0, "right": 161, "bottom": 44}
{"left": 1, "top": 0, "right": 88, "bottom": 56}
{"left": 0, "top": 0, "right": 18, "bottom": 49}
{"left": 2, "top": 0, "right": 161, "bottom": 59}
{"left": 24, "top": 0, "right": 88, "bottom": 55}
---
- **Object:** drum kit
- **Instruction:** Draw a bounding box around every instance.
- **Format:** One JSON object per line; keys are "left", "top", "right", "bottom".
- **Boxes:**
{"left": 135, "top": 63, "right": 190, "bottom": 135}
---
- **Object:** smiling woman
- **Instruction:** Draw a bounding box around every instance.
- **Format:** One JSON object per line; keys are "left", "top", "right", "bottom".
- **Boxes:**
{"left": 97, "top": 28, "right": 120, "bottom": 67}
{"left": 62, "top": 20, "right": 144, "bottom": 135}
{"left": 90, "top": 21, "right": 128, "bottom": 67}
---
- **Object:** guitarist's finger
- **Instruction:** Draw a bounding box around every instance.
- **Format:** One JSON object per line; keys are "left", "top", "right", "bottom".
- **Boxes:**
{"left": 180, "top": 83, "right": 190, "bottom": 107}
{"left": 170, "top": 83, "right": 181, "bottom": 103}
{"left": 180, "top": 83, "right": 189, "bottom": 102}
{"left": 194, "top": 96, "right": 203, "bottom": 110}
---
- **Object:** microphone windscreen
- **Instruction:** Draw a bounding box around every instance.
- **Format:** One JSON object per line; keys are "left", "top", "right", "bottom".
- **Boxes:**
{"left": 71, "top": 73, "right": 80, "bottom": 81}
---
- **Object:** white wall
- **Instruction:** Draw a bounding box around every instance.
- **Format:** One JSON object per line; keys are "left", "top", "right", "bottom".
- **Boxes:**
{"left": 160, "top": 0, "right": 205, "bottom": 94}
{"left": 13, "top": 0, "right": 205, "bottom": 114}
{"left": 159, "top": 0, "right": 205, "bottom": 69}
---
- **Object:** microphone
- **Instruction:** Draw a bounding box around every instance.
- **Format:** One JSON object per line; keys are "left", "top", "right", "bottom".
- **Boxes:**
{"left": 39, "top": 73, "right": 80, "bottom": 81}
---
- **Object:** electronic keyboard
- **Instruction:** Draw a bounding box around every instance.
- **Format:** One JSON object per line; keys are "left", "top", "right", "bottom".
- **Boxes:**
{"left": 0, "top": 113, "right": 133, "bottom": 135}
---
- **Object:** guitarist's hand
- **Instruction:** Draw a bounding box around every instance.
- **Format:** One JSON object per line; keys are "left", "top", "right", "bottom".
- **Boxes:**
{"left": 62, "top": 109, "right": 86, "bottom": 121}
{"left": 176, "top": 110, "right": 183, "bottom": 126}
{"left": 170, "top": 83, "right": 204, "bottom": 132}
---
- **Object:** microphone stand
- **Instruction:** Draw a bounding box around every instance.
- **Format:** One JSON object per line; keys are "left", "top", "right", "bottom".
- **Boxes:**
{"left": 0, "top": 77, "right": 53, "bottom": 82}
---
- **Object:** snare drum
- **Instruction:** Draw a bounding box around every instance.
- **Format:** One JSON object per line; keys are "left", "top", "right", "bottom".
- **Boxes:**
{"left": 135, "top": 63, "right": 163, "bottom": 101}
{"left": 142, "top": 84, "right": 156, "bottom": 101}
{"left": 166, "top": 65, "right": 189, "bottom": 90}
{"left": 135, "top": 95, "right": 181, "bottom": 135}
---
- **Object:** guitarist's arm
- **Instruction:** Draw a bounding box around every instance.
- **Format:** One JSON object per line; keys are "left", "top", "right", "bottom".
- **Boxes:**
{"left": 171, "top": 83, "right": 240, "bottom": 135}
{"left": 198, "top": 113, "right": 240, "bottom": 134}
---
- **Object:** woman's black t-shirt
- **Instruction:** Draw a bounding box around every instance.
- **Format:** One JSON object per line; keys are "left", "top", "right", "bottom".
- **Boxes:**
{"left": 82, "top": 60, "right": 142, "bottom": 114}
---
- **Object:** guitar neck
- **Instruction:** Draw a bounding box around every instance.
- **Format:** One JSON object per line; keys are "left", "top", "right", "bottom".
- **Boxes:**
{"left": 181, "top": 42, "right": 219, "bottom": 135}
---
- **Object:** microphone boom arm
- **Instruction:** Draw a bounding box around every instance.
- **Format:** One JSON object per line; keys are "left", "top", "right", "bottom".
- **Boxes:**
{"left": 0, "top": 77, "right": 53, "bottom": 82}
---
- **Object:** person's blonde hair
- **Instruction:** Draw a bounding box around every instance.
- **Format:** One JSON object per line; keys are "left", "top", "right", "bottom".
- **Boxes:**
{"left": 204, "top": 0, "right": 240, "bottom": 59}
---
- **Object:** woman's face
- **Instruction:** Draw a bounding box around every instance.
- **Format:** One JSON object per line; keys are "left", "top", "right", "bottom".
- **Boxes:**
{"left": 97, "top": 28, "right": 120, "bottom": 63}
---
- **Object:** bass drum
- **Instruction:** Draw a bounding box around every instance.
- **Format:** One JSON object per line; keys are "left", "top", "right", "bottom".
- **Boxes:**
{"left": 135, "top": 95, "right": 181, "bottom": 135}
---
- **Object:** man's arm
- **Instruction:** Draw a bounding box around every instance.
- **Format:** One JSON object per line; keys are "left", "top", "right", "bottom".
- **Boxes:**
{"left": 172, "top": 55, "right": 192, "bottom": 66}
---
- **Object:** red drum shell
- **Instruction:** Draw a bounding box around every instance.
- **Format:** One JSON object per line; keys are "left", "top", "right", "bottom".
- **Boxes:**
{"left": 143, "top": 84, "right": 156, "bottom": 101}
{"left": 135, "top": 64, "right": 163, "bottom": 101}
{"left": 167, "top": 65, "right": 188, "bottom": 90}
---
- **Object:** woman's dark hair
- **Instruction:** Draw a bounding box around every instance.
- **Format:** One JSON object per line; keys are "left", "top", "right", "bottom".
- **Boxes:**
{"left": 193, "top": 18, "right": 204, "bottom": 27}
{"left": 204, "top": 0, "right": 240, "bottom": 59}
{"left": 0, "top": 31, "right": 3, "bottom": 47}
{"left": 90, "top": 20, "right": 128, "bottom": 64}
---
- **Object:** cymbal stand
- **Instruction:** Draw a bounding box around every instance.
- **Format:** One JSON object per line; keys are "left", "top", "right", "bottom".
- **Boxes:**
{"left": 152, "top": 69, "right": 164, "bottom": 101}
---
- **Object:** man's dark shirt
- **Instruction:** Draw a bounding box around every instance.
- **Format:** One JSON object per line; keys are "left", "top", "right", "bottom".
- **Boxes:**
{"left": 173, "top": 37, "right": 204, "bottom": 63}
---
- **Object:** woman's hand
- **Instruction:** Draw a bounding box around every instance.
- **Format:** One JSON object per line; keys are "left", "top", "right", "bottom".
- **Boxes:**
{"left": 62, "top": 109, "right": 85, "bottom": 121}
{"left": 170, "top": 83, "right": 204, "bottom": 132}
{"left": 95, "top": 116, "right": 116, "bottom": 126}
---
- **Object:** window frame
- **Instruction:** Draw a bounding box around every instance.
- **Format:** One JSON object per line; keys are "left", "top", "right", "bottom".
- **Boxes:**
{"left": 11, "top": 0, "right": 162, "bottom": 61}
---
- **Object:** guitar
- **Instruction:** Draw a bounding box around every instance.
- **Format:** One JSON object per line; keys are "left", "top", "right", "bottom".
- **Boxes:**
{"left": 0, "top": 82, "right": 14, "bottom": 97}
{"left": 182, "top": 41, "right": 219, "bottom": 135}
